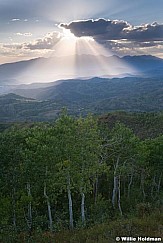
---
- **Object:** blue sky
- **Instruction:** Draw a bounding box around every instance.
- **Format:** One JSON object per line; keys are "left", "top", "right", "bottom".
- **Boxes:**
{"left": 0, "top": 0, "right": 163, "bottom": 63}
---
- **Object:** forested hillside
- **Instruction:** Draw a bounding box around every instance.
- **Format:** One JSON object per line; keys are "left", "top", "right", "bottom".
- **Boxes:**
{"left": 14, "top": 77, "right": 163, "bottom": 114}
{"left": 0, "top": 77, "right": 163, "bottom": 123}
{"left": 1, "top": 111, "right": 163, "bottom": 138}
{"left": 0, "top": 93, "right": 61, "bottom": 122}
{"left": 1, "top": 112, "right": 162, "bottom": 242}
{"left": 99, "top": 112, "right": 163, "bottom": 139}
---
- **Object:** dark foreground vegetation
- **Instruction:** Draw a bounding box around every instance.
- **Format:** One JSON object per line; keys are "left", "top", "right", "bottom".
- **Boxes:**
{"left": 0, "top": 112, "right": 163, "bottom": 242}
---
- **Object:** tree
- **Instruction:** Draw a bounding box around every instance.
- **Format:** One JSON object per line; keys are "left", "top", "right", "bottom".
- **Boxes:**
{"left": 0, "top": 128, "right": 28, "bottom": 232}
{"left": 144, "top": 136, "right": 163, "bottom": 200}
{"left": 103, "top": 123, "right": 140, "bottom": 215}
{"left": 75, "top": 115, "right": 103, "bottom": 225}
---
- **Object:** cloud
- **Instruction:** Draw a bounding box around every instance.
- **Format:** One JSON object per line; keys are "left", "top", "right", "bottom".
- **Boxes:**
{"left": 2, "top": 31, "right": 62, "bottom": 52}
{"left": 104, "top": 40, "right": 163, "bottom": 49}
{"left": 102, "top": 40, "right": 163, "bottom": 57}
{"left": 2, "top": 43, "right": 24, "bottom": 50}
{"left": 123, "top": 22, "right": 163, "bottom": 41}
{"left": 60, "top": 19, "right": 163, "bottom": 42}
{"left": 24, "top": 32, "right": 62, "bottom": 50}
{"left": 0, "top": 41, "right": 52, "bottom": 64}
{"left": 11, "top": 18, "right": 28, "bottom": 23}
{"left": 16, "top": 32, "right": 32, "bottom": 36}
{"left": 11, "top": 18, "right": 20, "bottom": 21}
{"left": 1, "top": 18, "right": 162, "bottom": 61}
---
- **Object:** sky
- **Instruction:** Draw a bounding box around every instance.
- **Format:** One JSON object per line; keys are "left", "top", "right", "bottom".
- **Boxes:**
{"left": 0, "top": 0, "right": 163, "bottom": 64}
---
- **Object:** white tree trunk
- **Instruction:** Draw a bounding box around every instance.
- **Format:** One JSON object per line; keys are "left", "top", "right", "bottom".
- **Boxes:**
{"left": 157, "top": 172, "right": 162, "bottom": 194}
{"left": 118, "top": 176, "right": 123, "bottom": 216}
{"left": 81, "top": 191, "right": 85, "bottom": 225}
{"left": 94, "top": 176, "right": 98, "bottom": 204}
{"left": 67, "top": 174, "right": 73, "bottom": 229}
{"left": 12, "top": 187, "right": 16, "bottom": 230}
{"left": 128, "top": 172, "right": 133, "bottom": 199}
{"left": 27, "top": 182, "right": 32, "bottom": 233}
{"left": 112, "top": 156, "right": 119, "bottom": 208}
{"left": 44, "top": 166, "right": 53, "bottom": 232}
{"left": 151, "top": 175, "right": 156, "bottom": 198}
{"left": 44, "top": 183, "right": 53, "bottom": 232}
{"left": 112, "top": 175, "right": 118, "bottom": 208}
{"left": 12, "top": 169, "right": 17, "bottom": 230}
{"left": 141, "top": 171, "right": 146, "bottom": 199}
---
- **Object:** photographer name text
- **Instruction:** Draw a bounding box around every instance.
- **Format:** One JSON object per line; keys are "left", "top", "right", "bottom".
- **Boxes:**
{"left": 116, "top": 236, "right": 162, "bottom": 242}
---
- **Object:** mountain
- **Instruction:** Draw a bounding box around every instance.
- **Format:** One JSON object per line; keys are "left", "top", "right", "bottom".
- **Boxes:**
{"left": 13, "top": 76, "right": 163, "bottom": 103}
{"left": 0, "top": 76, "right": 163, "bottom": 122}
{"left": 123, "top": 55, "right": 163, "bottom": 77}
{"left": 0, "top": 93, "right": 34, "bottom": 101}
{"left": 0, "top": 58, "right": 40, "bottom": 85}
{"left": 0, "top": 55, "right": 162, "bottom": 86}
{"left": 0, "top": 55, "right": 162, "bottom": 122}
{"left": 0, "top": 93, "right": 61, "bottom": 122}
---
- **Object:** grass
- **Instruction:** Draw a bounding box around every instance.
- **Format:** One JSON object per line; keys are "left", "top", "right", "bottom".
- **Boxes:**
{"left": 1, "top": 212, "right": 162, "bottom": 243}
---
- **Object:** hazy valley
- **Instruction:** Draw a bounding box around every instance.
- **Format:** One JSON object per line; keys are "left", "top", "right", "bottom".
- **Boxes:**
{"left": 0, "top": 54, "right": 163, "bottom": 122}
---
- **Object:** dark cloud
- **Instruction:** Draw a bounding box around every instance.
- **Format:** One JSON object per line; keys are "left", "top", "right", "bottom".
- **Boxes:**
{"left": 132, "top": 41, "right": 163, "bottom": 48}
{"left": 104, "top": 40, "right": 163, "bottom": 49}
{"left": 60, "top": 19, "right": 129, "bottom": 40}
{"left": 60, "top": 19, "right": 163, "bottom": 42}
{"left": 124, "top": 22, "right": 163, "bottom": 41}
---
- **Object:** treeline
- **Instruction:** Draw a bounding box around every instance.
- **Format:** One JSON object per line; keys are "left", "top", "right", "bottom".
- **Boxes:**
{"left": 0, "top": 112, "right": 162, "bottom": 241}
{"left": 99, "top": 111, "right": 163, "bottom": 139}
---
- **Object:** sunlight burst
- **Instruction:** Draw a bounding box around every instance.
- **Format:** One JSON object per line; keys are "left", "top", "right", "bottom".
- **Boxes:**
{"left": 62, "top": 28, "right": 77, "bottom": 40}
{"left": 16, "top": 26, "right": 137, "bottom": 84}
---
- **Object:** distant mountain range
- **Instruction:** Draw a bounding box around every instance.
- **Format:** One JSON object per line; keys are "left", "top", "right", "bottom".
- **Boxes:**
{"left": 123, "top": 55, "right": 163, "bottom": 77}
{"left": 0, "top": 55, "right": 163, "bottom": 86}
{"left": 0, "top": 54, "right": 163, "bottom": 122}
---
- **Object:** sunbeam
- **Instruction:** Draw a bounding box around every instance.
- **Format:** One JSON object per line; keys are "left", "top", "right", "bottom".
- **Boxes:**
{"left": 16, "top": 26, "right": 137, "bottom": 84}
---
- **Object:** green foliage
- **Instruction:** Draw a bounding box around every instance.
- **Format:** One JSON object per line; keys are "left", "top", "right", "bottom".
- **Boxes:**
{"left": 0, "top": 113, "right": 162, "bottom": 241}
{"left": 1, "top": 213, "right": 161, "bottom": 242}
{"left": 99, "top": 112, "right": 163, "bottom": 139}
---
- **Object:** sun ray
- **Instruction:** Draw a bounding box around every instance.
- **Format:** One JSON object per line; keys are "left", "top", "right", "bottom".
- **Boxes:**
{"left": 16, "top": 27, "right": 137, "bottom": 84}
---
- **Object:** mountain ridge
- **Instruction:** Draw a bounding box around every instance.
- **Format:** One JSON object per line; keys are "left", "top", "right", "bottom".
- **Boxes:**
{"left": 0, "top": 76, "right": 163, "bottom": 122}
{"left": 0, "top": 54, "right": 163, "bottom": 85}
